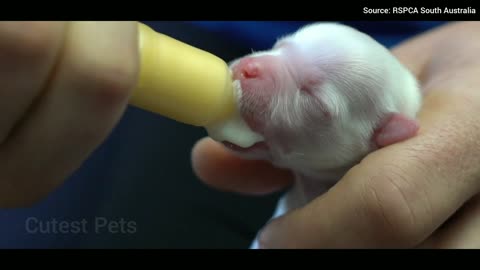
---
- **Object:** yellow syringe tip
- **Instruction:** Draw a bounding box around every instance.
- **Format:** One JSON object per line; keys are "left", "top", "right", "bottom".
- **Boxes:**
{"left": 130, "top": 23, "right": 235, "bottom": 127}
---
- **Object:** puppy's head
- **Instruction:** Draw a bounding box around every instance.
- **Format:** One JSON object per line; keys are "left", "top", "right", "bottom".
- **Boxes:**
{"left": 222, "top": 23, "right": 421, "bottom": 176}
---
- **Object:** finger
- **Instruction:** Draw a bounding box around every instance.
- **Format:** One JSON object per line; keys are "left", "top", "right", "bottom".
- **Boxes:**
{"left": 191, "top": 137, "right": 294, "bottom": 195}
{"left": 0, "top": 22, "right": 66, "bottom": 143}
{"left": 0, "top": 22, "right": 140, "bottom": 207}
{"left": 418, "top": 194, "right": 480, "bottom": 249}
{"left": 258, "top": 86, "right": 480, "bottom": 248}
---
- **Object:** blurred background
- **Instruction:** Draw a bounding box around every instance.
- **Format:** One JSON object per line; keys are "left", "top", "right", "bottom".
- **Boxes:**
{"left": 0, "top": 21, "right": 446, "bottom": 249}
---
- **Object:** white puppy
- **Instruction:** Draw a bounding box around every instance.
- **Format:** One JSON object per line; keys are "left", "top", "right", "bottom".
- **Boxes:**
{"left": 207, "top": 22, "right": 422, "bottom": 249}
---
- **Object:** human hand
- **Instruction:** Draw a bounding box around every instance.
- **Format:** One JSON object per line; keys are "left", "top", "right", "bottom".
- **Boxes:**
{"left": 0, "top": 21, "right": 139, "bottom": 207}
{"left": 191, "top": 21, "right": 480, "bottom": 248}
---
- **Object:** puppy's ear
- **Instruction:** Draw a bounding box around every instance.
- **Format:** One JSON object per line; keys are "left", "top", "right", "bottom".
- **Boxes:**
{"left": 372, "top": 113, "right": 420, "bottom": 148}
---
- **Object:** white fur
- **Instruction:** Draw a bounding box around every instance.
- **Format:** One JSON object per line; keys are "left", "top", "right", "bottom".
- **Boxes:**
{"left": 227, "top": 23, "right": 423, "bottom": 249}
{"left": 246, "top": 23, "right": 421, "bottom": 178}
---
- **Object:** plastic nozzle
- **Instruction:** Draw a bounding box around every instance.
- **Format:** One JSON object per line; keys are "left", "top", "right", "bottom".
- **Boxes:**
{"left": 130, "top": 22, "right": 236, "bottom": 127}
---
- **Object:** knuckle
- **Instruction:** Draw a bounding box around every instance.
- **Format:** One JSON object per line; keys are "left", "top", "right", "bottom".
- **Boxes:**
{"left": 361, "top": 165, "right": 428, "bottom": 247}
{"left": 0, "top": 21, "right": 64, "bottom": 59}
{"left": 71, "top": 54, "right": 139, "bottom": 106}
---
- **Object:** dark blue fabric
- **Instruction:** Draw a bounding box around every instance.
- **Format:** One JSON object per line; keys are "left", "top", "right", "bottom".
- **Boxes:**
{"left": 0, "top": 21, "right": 447, "bottom": 248}
{"left": 188, "top": 21, "right": 446, "bottom": 48}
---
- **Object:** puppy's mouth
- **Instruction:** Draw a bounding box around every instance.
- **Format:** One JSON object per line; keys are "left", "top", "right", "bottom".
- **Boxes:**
{"left": 222, "top": 141, "right": 268, "bottom": 153}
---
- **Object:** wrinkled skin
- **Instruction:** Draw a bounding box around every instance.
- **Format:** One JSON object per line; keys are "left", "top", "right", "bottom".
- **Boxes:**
{"left": 0, "top": 22, "right": 139, "bottom": 208}
{"left": 210, "top": 23, "right": 423, "bottom": 248}
{"left": 193, "top": 21, "right": 480, "bottom": 249}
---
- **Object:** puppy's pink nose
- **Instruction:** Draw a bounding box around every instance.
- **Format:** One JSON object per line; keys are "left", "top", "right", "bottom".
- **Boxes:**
{"left": 232, "top": 57, "right": 261, "bottom": 80}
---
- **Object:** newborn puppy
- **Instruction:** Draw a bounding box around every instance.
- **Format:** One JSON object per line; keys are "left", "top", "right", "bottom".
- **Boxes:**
{"left": 216, "top": 22, "right": 422, "bottom": 248}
